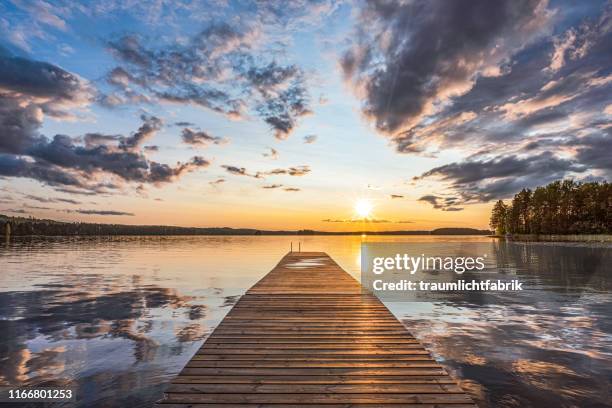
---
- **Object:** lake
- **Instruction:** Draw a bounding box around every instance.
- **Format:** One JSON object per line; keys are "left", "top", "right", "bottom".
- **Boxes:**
{"left": 0, "top": 236, "right": 610, "bottom": 407}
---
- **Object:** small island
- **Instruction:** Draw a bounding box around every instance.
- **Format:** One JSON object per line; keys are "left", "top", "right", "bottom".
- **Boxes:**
{"left": 489, "top": 179, "right": 611, "bottom": 242}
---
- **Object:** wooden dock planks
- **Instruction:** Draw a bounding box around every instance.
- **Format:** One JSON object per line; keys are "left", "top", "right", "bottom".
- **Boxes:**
{"left": 157, "top": 252, "right": 476, "bottom": 407}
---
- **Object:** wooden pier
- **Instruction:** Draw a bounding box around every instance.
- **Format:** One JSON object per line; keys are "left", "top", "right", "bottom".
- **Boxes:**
{"left": 157, "top": 252, "right": 476, "bottom": 407}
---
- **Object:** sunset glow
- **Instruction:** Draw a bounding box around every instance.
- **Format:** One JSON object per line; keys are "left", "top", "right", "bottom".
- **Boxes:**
{"left": 0, "top": 1, "right": 609, "bottom": 232}
{"left": 354, "top": 199, "right": 373, "bottom": 219}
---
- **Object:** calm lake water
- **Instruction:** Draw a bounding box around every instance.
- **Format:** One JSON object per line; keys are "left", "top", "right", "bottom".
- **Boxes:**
{"left": 0, "top": 236, "right": 610, "bottom": 407}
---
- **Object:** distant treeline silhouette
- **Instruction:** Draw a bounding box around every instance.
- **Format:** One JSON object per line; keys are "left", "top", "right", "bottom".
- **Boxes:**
{"left": 0, "top": 214, "right": 489, "bottom": 236}
{"left": 490, "top": 180, "right": 612, "bottom": 235}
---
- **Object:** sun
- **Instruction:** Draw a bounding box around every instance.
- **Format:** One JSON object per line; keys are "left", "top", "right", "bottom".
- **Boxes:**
{"left": 354, "top": 199, "right": 373, "bottom": 219}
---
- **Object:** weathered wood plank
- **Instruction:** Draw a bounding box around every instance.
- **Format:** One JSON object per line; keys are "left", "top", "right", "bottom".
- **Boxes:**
{"left": 190, "top": 356, "right": 434, "bottom": 361}
{"left": 165, "top": 383, "right": 465, "bottom": 393}
{"left": 169, "top": 375, "right": 458, "bottom": 384}
{"left": 177, "top": 368, "right": 449, "bottom": 376}
{"left": 160, "top": 392, "right": 474, "bottom": 404}
{"left": 159, "top": 405, "right": 478, "bottom": 408}
{"left": 184, "top": 361, "right": 443, "bottom": 368}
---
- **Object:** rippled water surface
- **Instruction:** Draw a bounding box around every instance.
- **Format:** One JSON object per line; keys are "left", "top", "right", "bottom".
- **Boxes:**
{"left": 0, "top": 236, "right": 610, "bottom": 407}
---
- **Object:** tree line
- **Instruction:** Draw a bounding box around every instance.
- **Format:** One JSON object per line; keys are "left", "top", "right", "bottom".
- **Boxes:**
{"left": 1, "top": 214, "right": 490, "bottom": 237}
{"left": 0, "top": 217, "right": 263, "bottom": 236}
{"left": 490, "top": 180, "right": 612, "bottom": 235}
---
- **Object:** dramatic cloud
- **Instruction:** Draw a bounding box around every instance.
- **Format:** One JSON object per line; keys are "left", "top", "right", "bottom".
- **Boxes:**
{"left": 0, "top": 48, "right": 210, "bottom": 193}
{"left": 0, "top": 153, "right": 83, "bottom": 187}
{"left": 0, "top": 48, "right": 93, "bottom": 155}
{"left": 569, "top": 133, "right": 612, "bottom": 173}
{"left": 146, "top": 156, "right": 210, "bottom": 183}
{"left": 118, "top": 115, "right": 162, "bottom": 151}
{"left": 342, "top": 0, "right": 552, "bottom": 136}
{"left": 342, "top": 1, "right": 611, "bottom": 204}
{"left": 547, "top": 17, "right": 601, "bottom": 72}
{"left": 416, "top": 151, "right": 586, "bottom": 203}
{"left": 2, "top": 0, "right": 609, "bottom": 217}
{"left": 283, "top": 187, "right": 300, "bottom": 192}
{"left": 3, "top": 126, "right": 210, "bottom": 188}
{"left": 248, "top": 62, "right": 312, "bottom": 139}
{"left": 181, "top": 128, "right": 226, "bottom": 146}
{"left": 262, "top": 184, "right": 283, "bottom": 189}
{"left": 2, "top": 104, "right": 207, "bottom": 194}
{"left": 0, "top": 52, "right": 91, "bottom": 111}
{"left": 418, "top": 195, "right": 464, "bottom": 212}
{"left": 105, "top": 23, "right": 311, "bottom": 139}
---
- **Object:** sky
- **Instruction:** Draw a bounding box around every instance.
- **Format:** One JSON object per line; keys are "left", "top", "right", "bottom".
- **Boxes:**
{"left": 0, "top": 0, "right": 610, "bottom": 231}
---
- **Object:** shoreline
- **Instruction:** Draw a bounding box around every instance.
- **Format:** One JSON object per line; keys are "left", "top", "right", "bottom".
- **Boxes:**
{"left": 3, "top": 232, "right": 492, "bottom": 238}
{"left": 491, "top": 234, "right": 612, "bottom": 242}
{"left": 0, "top": 215, "right": 491, "bottom": 237}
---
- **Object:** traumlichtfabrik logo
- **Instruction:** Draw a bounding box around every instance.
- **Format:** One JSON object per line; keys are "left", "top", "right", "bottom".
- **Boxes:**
{"left": 361, "top": 242, "right": 524, "bottom": 302}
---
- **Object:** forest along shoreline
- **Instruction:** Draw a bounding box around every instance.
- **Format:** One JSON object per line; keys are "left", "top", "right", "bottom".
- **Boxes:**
{"left": 491, "top": 233, "right": 612, "bottom": 242}
{"left": 489, "top": 179, "right": 611, "bottom": 243}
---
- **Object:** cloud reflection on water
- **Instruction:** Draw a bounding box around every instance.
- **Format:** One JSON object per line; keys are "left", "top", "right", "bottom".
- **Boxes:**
{"left": 390, "top": 241, "right": 612, "bottom": 407}
{"left": 0, "top": 236, "right": 610, "bottom": 407}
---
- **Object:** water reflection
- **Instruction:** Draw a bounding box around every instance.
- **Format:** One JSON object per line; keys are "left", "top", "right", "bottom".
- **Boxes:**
{"left": 0, "top": 236, "right": 610, "bottom": 407}
{"left": 390, "top": 241, "right": 612, "bottom": 408}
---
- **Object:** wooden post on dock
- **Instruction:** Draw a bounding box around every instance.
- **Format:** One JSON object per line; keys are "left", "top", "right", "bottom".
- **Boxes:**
{"left": 157, "top": 252, "right": 476, "bottom": 406}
